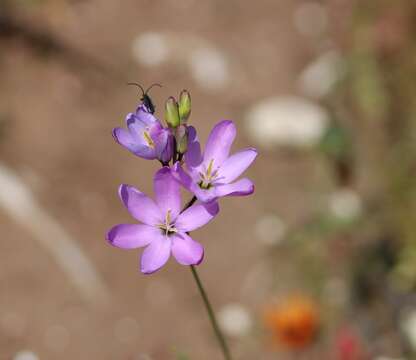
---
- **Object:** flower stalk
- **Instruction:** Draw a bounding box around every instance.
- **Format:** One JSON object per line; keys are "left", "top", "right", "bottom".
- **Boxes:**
{"left": 190, "top": 265, "right": 232, "bottom": 360}
{"left": 181, "top": 195, "right": 231, "bottom": 360}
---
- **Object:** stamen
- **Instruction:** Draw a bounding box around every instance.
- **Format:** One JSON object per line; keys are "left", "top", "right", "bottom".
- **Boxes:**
{"left": 198, "top": 159, "right": 218, "bottom": 190}
{"left": 143, "top": 130, "right": 155, "bottom": 148}
{"left": 157, "top": 210, "right": 177, "bottom": 236}
{"left": 166, "top": 209, "right": 172, "bottom": 225}
{"left": 206, "top": 159, "right": 214, "bottom": 178}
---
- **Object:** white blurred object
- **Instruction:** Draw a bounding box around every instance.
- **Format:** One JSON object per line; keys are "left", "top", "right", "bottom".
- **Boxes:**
{"left": 294, "top": 2, "right": 328, "bottom": 37}
{"left": 131, "top": 31, "right": 230, "bottom": 91}
{"left": 0, "top": 163, "right": 110, "bottom": 306}
{"left": 401, "top": 309, "right": 416, "bottom": 351}
{"left": 44, "top": 325, "right": 70, "bottom": 352}
{"left": 132, "top": 32, "right": 169, "bottom": 67}
{"left": 374, "top": 357, "right": 405, "bottom": 360}
{"left": 114, "top": 317, "right": 140, "bottom": 343}
{"left": 255, "top": 214, "right": 286, "bottom": 246}
{"left": 217, "top": 303, "right": 252, "bottom": 337}
{"left": 328, "top": 189, "right": 363, "bottom": 221}
{"left": 189, "top": 47, "right": 230, "bottom": 91}
{"left": 298, "top": 51, "right": 343, "bottom": 98}
{"left": 245, "top": 96, "right": 329, "bottom": 149}
{"left": 13, "top": 351, "right": 39, "bottom": 360}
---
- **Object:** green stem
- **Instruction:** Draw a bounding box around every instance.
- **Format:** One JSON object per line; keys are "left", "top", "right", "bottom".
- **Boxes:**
{"left": 190, "top": 265, "right": 232, "bottom": 360}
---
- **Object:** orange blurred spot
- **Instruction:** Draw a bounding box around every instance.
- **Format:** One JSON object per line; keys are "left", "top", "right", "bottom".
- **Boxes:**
{"left": 264, "top": 295, "right": 319, "bottom": 350}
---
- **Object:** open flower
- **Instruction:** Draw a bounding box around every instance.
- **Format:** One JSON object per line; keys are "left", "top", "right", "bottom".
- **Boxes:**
{"left": 106, "top": 167, "right": 219, "bottom": 274}
{"left": 175, "top": 120, "right": 257, "bottom": 203}
{"left": 113, "top": 105, "right": 172, "bottom": 162}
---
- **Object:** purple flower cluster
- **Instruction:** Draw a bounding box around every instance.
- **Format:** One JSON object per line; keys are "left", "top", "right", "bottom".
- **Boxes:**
{"left": 107, "top": 91, "right": 257, "bottom": 274}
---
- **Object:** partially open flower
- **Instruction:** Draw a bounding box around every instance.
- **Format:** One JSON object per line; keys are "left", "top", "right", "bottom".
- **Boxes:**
{"left": 263, "top": 295, "right": 319, "bottom": 350}
{"left": 113, "top": 105, "right": 172, "bottom": 162}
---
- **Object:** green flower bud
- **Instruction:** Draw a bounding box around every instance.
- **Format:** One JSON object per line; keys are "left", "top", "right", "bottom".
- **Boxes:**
{"left": 175, "top": 124, "right": 188, "bottom": 154}
{"left": 178, "top": 90, "right": 191, "bottom": 124}
{"left": 165, "top": 97, "right": 180, "bottom": 128}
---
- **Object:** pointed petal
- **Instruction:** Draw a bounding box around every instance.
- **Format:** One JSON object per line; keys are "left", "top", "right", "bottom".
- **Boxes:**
{"left": 171, "top": 233, "right": 204, "bottom": 266}
{"left": 176, "top": 202, "right": 219, "bottom": 232}
{"left": 140, "top": 236, "right": 171, "bottom": 274}
{"left": 219, "top": 148, "right": 257, "bottom": 183}
{"left": 154, "top": 167, "right": 181, "bottom": 219}
{"left": 185, "top": 126, "right": 203, "bottom": 168}
{"left": 119, "top": 184, "right": 162, "bottom": 225}
{"left": 106, "top": 224, "right": 158, "bottom": 249}
{"left": 204, "top": 120, "right": 236, "bottom": 166}
{"left": 214, "top": 178, "right": 254, "bottom": 198}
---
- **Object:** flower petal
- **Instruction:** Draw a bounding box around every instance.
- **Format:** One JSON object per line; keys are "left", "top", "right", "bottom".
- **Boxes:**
{"left": 173, "top": 163, "right": 193, "bottom": 190}
{"left": 171, "top": 233, "right": 204, "bottom": 266}
{"left": 113, "top": 127, "right": 156, "bottom": 159}
{"left": 174, "top": 163, "right": 217, "bottom": 203}
{"left": 214, "top": 178, "right": 255, "bottom": 198}
{"left": 119, "top": 184, "right": 162, "bottom": 225}
{"left": 219, "top": 148, "right": 257, "bottom": 183}
{"left": 126, "top": 113, "right": 146, "bottom": 138}
{"left": 203, "top": 120, "right": 236, "bottom": 167}
{"left": 107, "top": 224, "right": 158, "bottom": 249}
{"left": 140, "top": 236, "right": 171, "bottom": 274}
{"left": 155, "top": 129, "right": 172, "bottom": 163}
{"left": 185, "top": 126, "right": 203, "bottom": 168}
{"left": 154, "top": 167, "right": 181, "bottom": 219}
{"left": 136, "top": 105, "right": 158, "bottom": 126}
{"left": 112, "top": 127, "right": 135, "bottom": 147}
{"left": 176, "top": 202, "right": 219, "bottom": 232}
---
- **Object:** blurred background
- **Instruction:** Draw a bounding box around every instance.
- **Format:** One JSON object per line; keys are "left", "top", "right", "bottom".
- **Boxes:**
{"left": 1, "top": 0, "right": 416, "bottom": 359}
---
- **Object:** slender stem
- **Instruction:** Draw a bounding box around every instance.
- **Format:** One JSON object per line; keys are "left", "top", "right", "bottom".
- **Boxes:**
{"left": 180, "top": 196, "right": 231, "bottom": 358}
{"left": 182, "top": 196, "right": 197, "bottom": 212}
{"left": 190, "top": 265, "right": 232, "bottom": 360}
{"left": 172, "top": 136, "right": 178, "bottom": 164}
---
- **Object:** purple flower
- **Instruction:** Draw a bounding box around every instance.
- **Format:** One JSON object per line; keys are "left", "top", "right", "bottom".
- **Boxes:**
{"left": 175, "top": 120, "right": 257, "bottom": 203}
{"left": 106, "top": 167, "right": 219, "bottom": 274}
{"left": 113, "top": 105, "right": 172, "bottom": 162}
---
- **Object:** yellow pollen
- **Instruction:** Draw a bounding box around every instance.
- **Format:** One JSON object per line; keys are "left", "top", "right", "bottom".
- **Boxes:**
{"left": 143, "top": 130, "right": 155, "bottom": 148}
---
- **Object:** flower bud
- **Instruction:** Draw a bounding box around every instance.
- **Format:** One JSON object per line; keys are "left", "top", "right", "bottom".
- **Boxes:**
{"left": 178, "top": 90, "right": 191, "bottom": 123}
{"left": 175, "top": 124, "right": 188, "bottom": 155}
{"left": 165, "top": 97, "right": 180, "bottom": 128}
